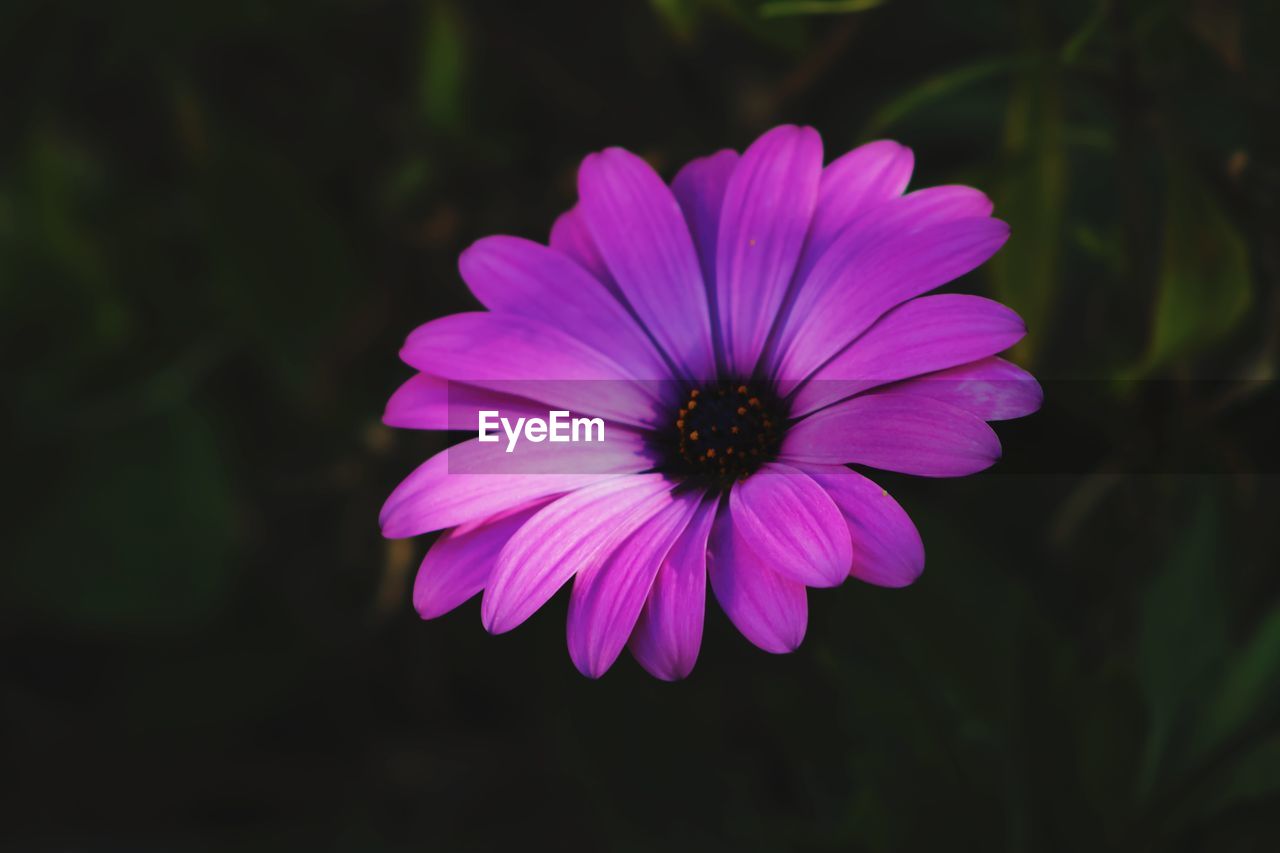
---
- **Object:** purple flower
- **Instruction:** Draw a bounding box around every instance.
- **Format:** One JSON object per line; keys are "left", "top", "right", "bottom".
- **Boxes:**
{"left": 381, "top": 125, "right": 1041, "bottom": 679}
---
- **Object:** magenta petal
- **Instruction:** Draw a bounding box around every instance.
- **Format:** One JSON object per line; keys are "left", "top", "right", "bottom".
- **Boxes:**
{"left": 672, "top": 149, "right": 739, "bottom": 295}
{"left": 887, "top": 356, "right": 1044, "bottom": 421}
{"left": 629, "top": 495, "right": 719, "bottom": 681}
{"left": 401, "top": 311, "right": 663, "bottom": 425}
{"left": 383, "top": 373, "right": 549, "bottom": 431}
{"left": 566, "top": 491, "right": 703, "bottom": 678}
{"left": 729, "top": 463, "right": 851, "bottom": 588}
{"left": 460, "top": 236, "right": 670, "bottom": 379}
{"left": 413, "top": 501, "right": 548, "bottom": 619}
{"left": 773, "top": 215, "right": 1010, "bottom": 392}
{"left": 383, "top": 373, "right": 449, "bottom": 429}
{"left": 801, "top": 465, "right": 925, "bottom": 588}
{"left": 578, "top": 148, "right": 717, "bottom": 379}
{"left": 481, "top": 474, "right": 674, "bottom": 634}
{"left": 881, "top": 184, "right": 994, "bottom": 229}
{"left": 708, "top": 509, "right": 808, "bottom": 654}
{"left": 379, "top": 436, "right": 650, "bottom": 538}
{"left": 790, "top": 294, "right": 1028, "bottom": 417}
{"left": 716, "top": 125, "right": 822, "bottom": 377}
{"left": 549, "top": 205, "right": 614, "bottom": 288}
{"left": 781, "top": 392, "right": 1002, "bottom": 477}
{"left": 794, "top": 139, "right": 913, "bottom": 285}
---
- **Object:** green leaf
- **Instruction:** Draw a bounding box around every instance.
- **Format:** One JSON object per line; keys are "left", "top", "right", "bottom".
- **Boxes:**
{"left": 759, "top": 0, "right": 885, "bottom": 19}
{"left": 1194, "top": 606, "right": 1280, "bottom": 757}
{"left": 1128, "top": 163, "right": 1252, "bottom": 375}
{"left": 861, "top": 57, "right": 1021, "bottom": 137}
{"left": 420, "top": 0, "right": 468, "bottom": 132}
{"left": 1137, "top": 496, "right": 1228, "bottom": 794}
{"left": 650, "top": 0, "right": 701, "bottom": 40}
{"left": 1200, "top": 734, "right": 1280, "bottom": 815}
{"left": 1060, "top": 0, "right": 1109, "bottom": 65}
{"left": 988, "top": 51, "right": 1066, "bottom": 368}
{"left": 1156, "top": 610, "right": 1280, "bottom": 830}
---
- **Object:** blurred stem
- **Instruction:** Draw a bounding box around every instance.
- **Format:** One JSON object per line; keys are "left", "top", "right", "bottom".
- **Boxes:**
{"left": 989, "top": 1, "right": 1066, "bottom": 368}
{"left": 751, "top": 18, "right": 859, "bottom": 123}
{"left": 1109, "top": 0, "right": 1153, "bottom": 359}
{"left": 1061, "top": 0, "right": 1110, "bottom": 65}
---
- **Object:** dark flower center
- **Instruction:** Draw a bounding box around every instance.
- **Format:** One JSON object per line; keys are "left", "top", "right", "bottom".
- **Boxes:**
{"left": 653, "top": 381, "right": 786, "bottom": 489}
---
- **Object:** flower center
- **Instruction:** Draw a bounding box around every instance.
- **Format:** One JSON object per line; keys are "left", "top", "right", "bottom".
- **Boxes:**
{"left": 654, "top": 381, "right": 786, "bottom": 488}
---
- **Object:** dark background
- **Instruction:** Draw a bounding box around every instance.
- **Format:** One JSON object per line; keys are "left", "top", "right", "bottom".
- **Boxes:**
{"left": 3, "top": 0, "right": 1279, "bottom": 850}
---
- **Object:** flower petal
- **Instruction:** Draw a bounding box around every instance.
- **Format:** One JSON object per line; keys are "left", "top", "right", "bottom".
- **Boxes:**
{"left": 708, "top": 509, "right": 808, "bottom": 654}
{"left": 549, "top": 205, "right": 614, "bottom": 288}
{"left": 793, "top": 139, "right": 914, "bottom": 286}
{"left": 729, "top": 463, "right": 851, "bottom": 588}
{"left": 781, "top": 392, "right": 1002, "bottom": 477}
{"left": 401, "top": 311, "right": 664, "bottom": 425}
{"left": 801, "top": 465, "right": 925, "bottom": 588}
{"left": 629, "top": 495, "right": 719, "bottom": 681}
{"left": 383, "top": 373, "right": 548, "bottom": 431}
{"left": 481, "top": 474, "right": 674, "bottom": 634}
{"left": 460, "top": 235, "right": 671, "bottom": 378}
{"left": 672, "top": 149, "right": 739, "bottom": 366}
{"left": 886, "top": 356, "right": 1044, "bottom": 421}
{"left": 578, "top": 148, "right": 716, "bottom": 379}
{"left": 413, "top": 501, "right": 549, "bottom": 619}
{"left": 790, "top": 294, "right": 1027, "bottom": 417}
{"left": 567, "top": 491, "right": 703, "bottom": 678}
{"left": 773, "top": 215, "right": 1009, "bottom": 393}
{"left": 672, "top": 149, "right": 739, "bottom": 295}
{"left": 716, "top": 125, "right": 823, "bottom": 376}
{"left": 379, "top": 435, "right": 650, "bottom": 538}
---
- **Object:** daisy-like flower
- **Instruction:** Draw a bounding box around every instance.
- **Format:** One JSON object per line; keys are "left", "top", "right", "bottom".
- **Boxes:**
{"left": 381, "top": 125, "right": 1041, "bottom": 679}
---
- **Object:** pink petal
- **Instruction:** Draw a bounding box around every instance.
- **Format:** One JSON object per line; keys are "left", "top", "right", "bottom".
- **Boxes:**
{"left": 781, "top": 392, "right": 1002, "bottom": 477}
{"left": 459, "top": 236, "right": 670, "bottom": 379}
{"left": 481, "top": 474, "right": 675, "bottom": 634}
{"left": 793, "top": 139, "right": 914, "bottom": 286}
{"left": 729, "top": 463, "right": 851, "bottom": 588}
{"left": 708, "top": 509, "right": 808, "bottom": 654}
{"left": 773, "top": 215, "right": 1010, "bottom": 393}
{"left": 549, "top": 205, "right": 614, "bottom": 288}
{"left": 383, "top": 373, "right": 548, "bottom": 431}
{"left": 715, "top": 125, "right": 823, "bottom": 376}
{"left": 629, "top": 495, "right": 719, "bottom": 681}
{"left": 413, "top": 501, "right": 548, "bottom": 619}
{"left": 401, "top": 311, "right": 664, "bottom": 426}
{"left": 566, "top": 491, "right": 703, "bottom": 678}
{"left": 801, "top": 465, "right": 925, "bottom": 588}
{"left": 672, "top": 149, "right": 739, "bottom": 367}
{"left": 885, "top": 356, "right": 1043, "bottom": 421}
{"left": 672, "top": 149, "right": 739, "bottom": 296}
{"left": 578, "top": 148, "right": 717, "bottom": 380}
{"left": 379, "top": 435, "right": 650, "bottom": 538}
{"left": 790, "top": 294, "right": 1027, "bottom": 417}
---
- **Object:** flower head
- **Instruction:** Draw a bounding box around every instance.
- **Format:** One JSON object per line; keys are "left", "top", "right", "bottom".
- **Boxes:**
{"left": 381, "top": 125, "right": 1041, "bottom": 679}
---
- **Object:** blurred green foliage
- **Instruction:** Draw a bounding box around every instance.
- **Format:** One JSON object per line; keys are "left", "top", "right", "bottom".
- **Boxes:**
{"left": 2, "top": 0, "right": 1279, "bottom": 850}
